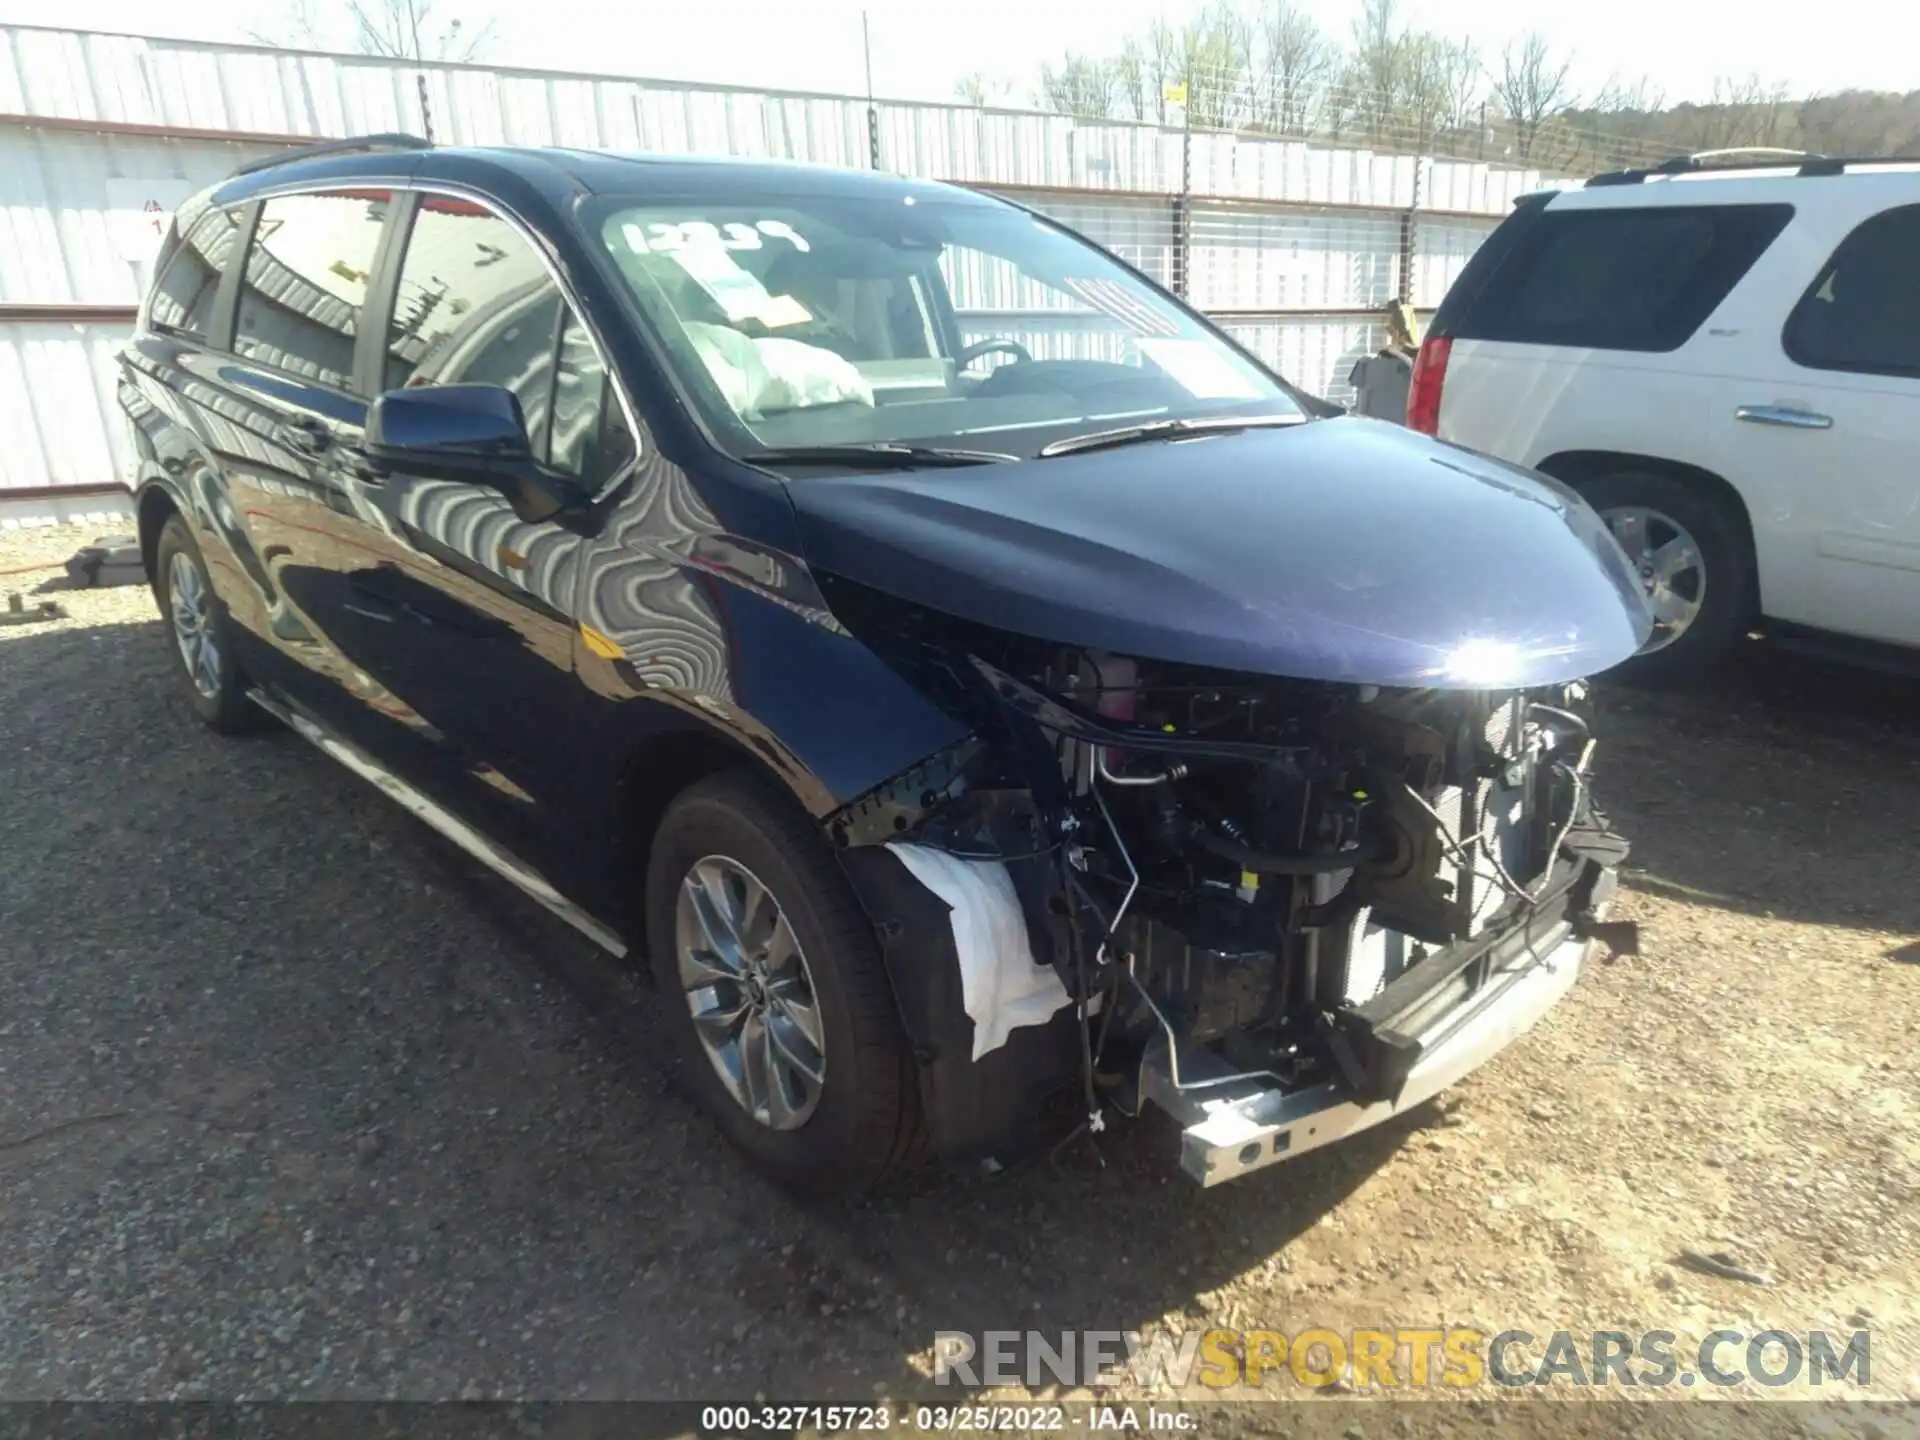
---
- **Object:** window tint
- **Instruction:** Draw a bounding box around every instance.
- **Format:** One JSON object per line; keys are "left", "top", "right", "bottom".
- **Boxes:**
{"left": 387, "top": 200, "right": 617, "bottom": 482}
{"left": 233, "top": 191, "right": 391, "bottom": 389}
{"left": 150, "top": 199, "right": 245, "bottom": 342}
{"left": 1458, "top": 204, "right": 1793, "bottom": 352}
{"left": 1784, "top": 204, "right": 1920, "bottom": 379}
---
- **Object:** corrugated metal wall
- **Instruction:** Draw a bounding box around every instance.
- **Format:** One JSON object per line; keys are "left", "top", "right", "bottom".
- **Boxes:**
{"left": 0, "top": 22, "right": 1564, "bottom": 500}
{"left": 0, "top": 128, "right": 281, "bottom": 306}
{"left": 1, "top": 321, "right": 132, "bottom": 493}
{"left": 0, "top": 125, "right": 286, "bottom": 495}
{"left": 0, "top": 25, "right": 1564, "bottom": 205}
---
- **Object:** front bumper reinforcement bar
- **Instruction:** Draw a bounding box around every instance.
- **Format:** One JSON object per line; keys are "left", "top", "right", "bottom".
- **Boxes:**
{"left": 1141, "top": 853, "right": 1619, "bottom": 1186}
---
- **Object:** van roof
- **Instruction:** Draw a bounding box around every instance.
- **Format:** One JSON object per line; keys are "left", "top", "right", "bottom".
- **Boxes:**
{"left": 213, "top": 136, "right": 988, "bottom": 209}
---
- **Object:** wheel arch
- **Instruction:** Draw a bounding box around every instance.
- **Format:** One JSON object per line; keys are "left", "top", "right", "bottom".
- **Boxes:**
{"left": 619, "top": 721, "right": 1077, "bottom": 1167}
{"left": 611, "top": 718, "right": 807, "bottom": 941}
{"left": 1534, "top": 449, "right": 1762, "bottom": 616}
{"left": 135, "top": 480, "right": 184, "bottom": 581}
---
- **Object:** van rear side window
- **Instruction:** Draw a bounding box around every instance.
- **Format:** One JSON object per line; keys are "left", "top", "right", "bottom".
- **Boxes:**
{"left": 233, "top": 191, "right": 392, "bottom": 391}
{"left": 1455, "top": 203, "right": 1792, "bottom": 352}
{"left": 149, "top": 202, "right": 246, "bottom": 343}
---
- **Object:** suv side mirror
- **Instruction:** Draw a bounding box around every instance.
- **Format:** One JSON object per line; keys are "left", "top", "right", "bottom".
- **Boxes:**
{"left": 365, "top": 384, "right": 581, "bottom": 524}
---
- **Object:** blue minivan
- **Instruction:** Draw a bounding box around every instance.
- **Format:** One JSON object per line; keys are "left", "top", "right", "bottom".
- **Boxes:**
{"left": 121, "top": 134, "right": 1647, "bottom": 1191}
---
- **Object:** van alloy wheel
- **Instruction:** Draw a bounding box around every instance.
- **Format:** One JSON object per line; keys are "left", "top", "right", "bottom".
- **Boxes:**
{"left": 168, "top": 549, "right": 222, "bottom": 698}
{"left": 1600, "top": 505, "right": 1705, "bottom": 654}
{"left": 675, "top": 854, "right": 826, "bottom": 1130}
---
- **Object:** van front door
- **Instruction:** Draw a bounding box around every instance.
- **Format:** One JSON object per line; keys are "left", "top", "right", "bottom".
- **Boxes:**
{"left": 317, "top": 193, "right": 636, "bottom": 873}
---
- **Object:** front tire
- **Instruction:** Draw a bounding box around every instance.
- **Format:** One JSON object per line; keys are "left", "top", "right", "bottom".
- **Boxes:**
{"left": 645, "top": 770, "right": 922, "bottom": 1193}
{"left": 1577, "top": 470, "right": 1753, "bottom": 681}
{"left": 152, "top": 514, "right": 268, "bottom": 733}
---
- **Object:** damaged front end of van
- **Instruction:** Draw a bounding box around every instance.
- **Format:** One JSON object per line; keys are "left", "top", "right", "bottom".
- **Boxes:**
{"left": 802, "top": 420, "right": 1652, "bottom": 1184}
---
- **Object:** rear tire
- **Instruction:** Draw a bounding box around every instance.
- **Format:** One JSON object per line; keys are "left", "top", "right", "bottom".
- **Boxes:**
{"left": 645, "top": 770, "right": 922, "bottom": 1194}
{"left": 152, "top": 515, "right": 270, "bottom": 733}
{"left": 1575, "top": 469, "right": 1753, "bottom": 681}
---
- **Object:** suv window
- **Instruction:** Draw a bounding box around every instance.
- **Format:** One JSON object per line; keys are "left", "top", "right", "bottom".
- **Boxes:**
{"left": 386, "top": 198, "right": 627, "bottom": 482}
{"left": 1457, "top": 203, "right": 1793, "bottom": 352}
{"left": 233, "top": 190, "right": 391, "bottom": 390}
{"left": 150, "top": 199, "right": 245, "bottom": 342}
{"left": 1784, "top": 204, "right": 1920, "bottom": 379}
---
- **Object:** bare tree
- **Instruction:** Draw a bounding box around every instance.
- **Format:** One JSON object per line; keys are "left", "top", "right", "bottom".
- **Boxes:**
{"left": 1178, "top": 2, "right": 1253, "bottom": 130}
{"left": 1112, "top": 38, "right": 1155, "bottom": 122}
{"left": 1247, "top": 0, "right": 1333, "bottom": 136}
{"left": 1038, "top": 53, "right": 1120, "bottom": 120}
{"left": 247, "top": 0, "right": 325, "bottom": 48}
{"left": 1799, "top": 89, "right": 1920, "bottom": 158}
{"left": 1142, "top": 20, "right": 1178, "bottom": 123}
{"left": 1345, "top": 0, "right": 1409, "bottom": 144}
{"left": 248, "top": 0, "right": 493, "bottom": 60}
{"left": 954, "top": 73, "right": 1015, "bottom": 108}
{"left": 1592, "top": 73, "right": 1666, "bottom": 116}
{"left": 1703, "top": 74, "right": 1797, "bottom": 148}
{"left": 1494, "top": 31, "right": 1576, "bottom": 159}
{"left": 1436, "top": 39, "right": 1482, "bottom": 132}
{"left": 346, "top": 0, "right": 494, "bottom": 62}
{"left": 1404, "top": 34, "right": 1480, "bottom": 139}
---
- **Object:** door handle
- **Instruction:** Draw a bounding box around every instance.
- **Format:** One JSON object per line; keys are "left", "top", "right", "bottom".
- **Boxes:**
{"left": 276, "top": 416, "right": 334, "bottom": 454}
{"left": 1736, "top": 405, "right": 1832, "bottom": 430}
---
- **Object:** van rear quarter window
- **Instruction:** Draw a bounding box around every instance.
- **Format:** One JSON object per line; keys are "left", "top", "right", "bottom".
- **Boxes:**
{"left": 149, "top": 202, "right": 247, "bottom": 343}
{"left": 1454, "top": 203, "right": 1793, "bottom": 352}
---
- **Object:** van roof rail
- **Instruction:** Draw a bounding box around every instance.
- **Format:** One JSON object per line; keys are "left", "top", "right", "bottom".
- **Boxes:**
{"left": 231, "top": 133, "right": 432, "bottom": 178}
{"left": 1587, "top": 149, "right": 1916, "bottom": 186}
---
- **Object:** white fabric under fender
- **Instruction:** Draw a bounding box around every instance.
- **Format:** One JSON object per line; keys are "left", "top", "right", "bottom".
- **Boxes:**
{"left": 883, "top": 842, "right": 1072, "bottom": 1061}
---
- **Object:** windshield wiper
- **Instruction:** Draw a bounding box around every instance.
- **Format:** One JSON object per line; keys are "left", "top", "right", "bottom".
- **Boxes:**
{"left": 740, "top": 443, "right": 1016, "bottom": 471}
{"left": 1037, "top": 413, "right": 1307, "bottom": 458}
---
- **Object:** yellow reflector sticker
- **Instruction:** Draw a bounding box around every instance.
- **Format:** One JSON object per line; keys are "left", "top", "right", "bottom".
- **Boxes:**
{"left": 578, "top": 625, "right": 625, "bottom": 661}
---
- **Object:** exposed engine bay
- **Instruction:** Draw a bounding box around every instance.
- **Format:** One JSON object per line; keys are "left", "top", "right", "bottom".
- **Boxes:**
{"left": 822, "top": 580, "right": 1631, "bottom": 1183}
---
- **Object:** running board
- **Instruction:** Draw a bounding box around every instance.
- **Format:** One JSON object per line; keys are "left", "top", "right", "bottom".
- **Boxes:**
{"left": 247, "top": 687, "right": 629, "bottom": 958}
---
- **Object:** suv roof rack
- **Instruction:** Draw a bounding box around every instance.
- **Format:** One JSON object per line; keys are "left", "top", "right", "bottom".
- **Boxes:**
{"left": 231, "top": 133, "right": 432, "bottom": 178}
{"left": 1587, "top": 148, "right": 1915, "bottom": 186}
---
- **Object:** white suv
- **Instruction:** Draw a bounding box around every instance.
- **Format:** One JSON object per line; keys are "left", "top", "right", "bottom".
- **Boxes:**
{"left": 1411, "top": 155, "right": 1920, "bottom": 677}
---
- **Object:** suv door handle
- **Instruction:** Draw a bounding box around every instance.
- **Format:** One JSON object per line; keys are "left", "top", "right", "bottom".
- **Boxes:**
{"left": 1736, "top": 405, "right": 1832, "bottom": 430}
{"left": 276, "top": 416, "right": 334, "bottom": 454}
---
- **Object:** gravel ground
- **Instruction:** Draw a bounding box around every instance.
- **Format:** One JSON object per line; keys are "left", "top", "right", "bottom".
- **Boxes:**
{"left": 2, "top": 523, "right": 1916, "bottom": 1425}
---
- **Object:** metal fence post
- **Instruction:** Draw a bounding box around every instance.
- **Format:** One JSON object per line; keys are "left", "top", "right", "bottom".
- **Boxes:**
{"left": 1173, "top": 112, "right": 1192, "bottom": 299}
{"left": 1398, "top": 152, "right": 1424, "bottom": 305}
{"left": 416, "top": 72, "right": 435, "bottom": 144}
{"left": 863, "top": 10, "right": 881, "bottom": 171}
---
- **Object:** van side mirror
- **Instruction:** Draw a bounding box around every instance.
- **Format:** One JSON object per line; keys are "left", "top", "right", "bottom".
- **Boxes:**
{"left": 365, "top": 384, "right": 581, "bottom": 524}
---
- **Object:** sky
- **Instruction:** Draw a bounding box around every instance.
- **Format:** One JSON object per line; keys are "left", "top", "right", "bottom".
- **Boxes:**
{"left": 2, "top": 0, "right": 1914, "bottom": 108}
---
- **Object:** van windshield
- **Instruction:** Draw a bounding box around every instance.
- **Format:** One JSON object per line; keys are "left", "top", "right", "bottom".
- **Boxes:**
{"left": 593, "top": 192, "right": 1302, "bottom": 462}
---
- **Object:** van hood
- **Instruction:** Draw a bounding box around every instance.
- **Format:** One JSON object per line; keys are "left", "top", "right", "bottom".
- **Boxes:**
{"left": 788, "top": 416, "right": 1652, "bottom": 687}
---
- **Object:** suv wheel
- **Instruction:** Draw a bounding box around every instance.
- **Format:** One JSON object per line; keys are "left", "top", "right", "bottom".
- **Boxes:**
{"left": 1577, "top": 470, "right": 1752, "bottom": 679}
{"left": 645, "top": 770, "right": 922, "bottom": 1193}
{"left": 152, "top": 515, "right": 270, "bottom": 733}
